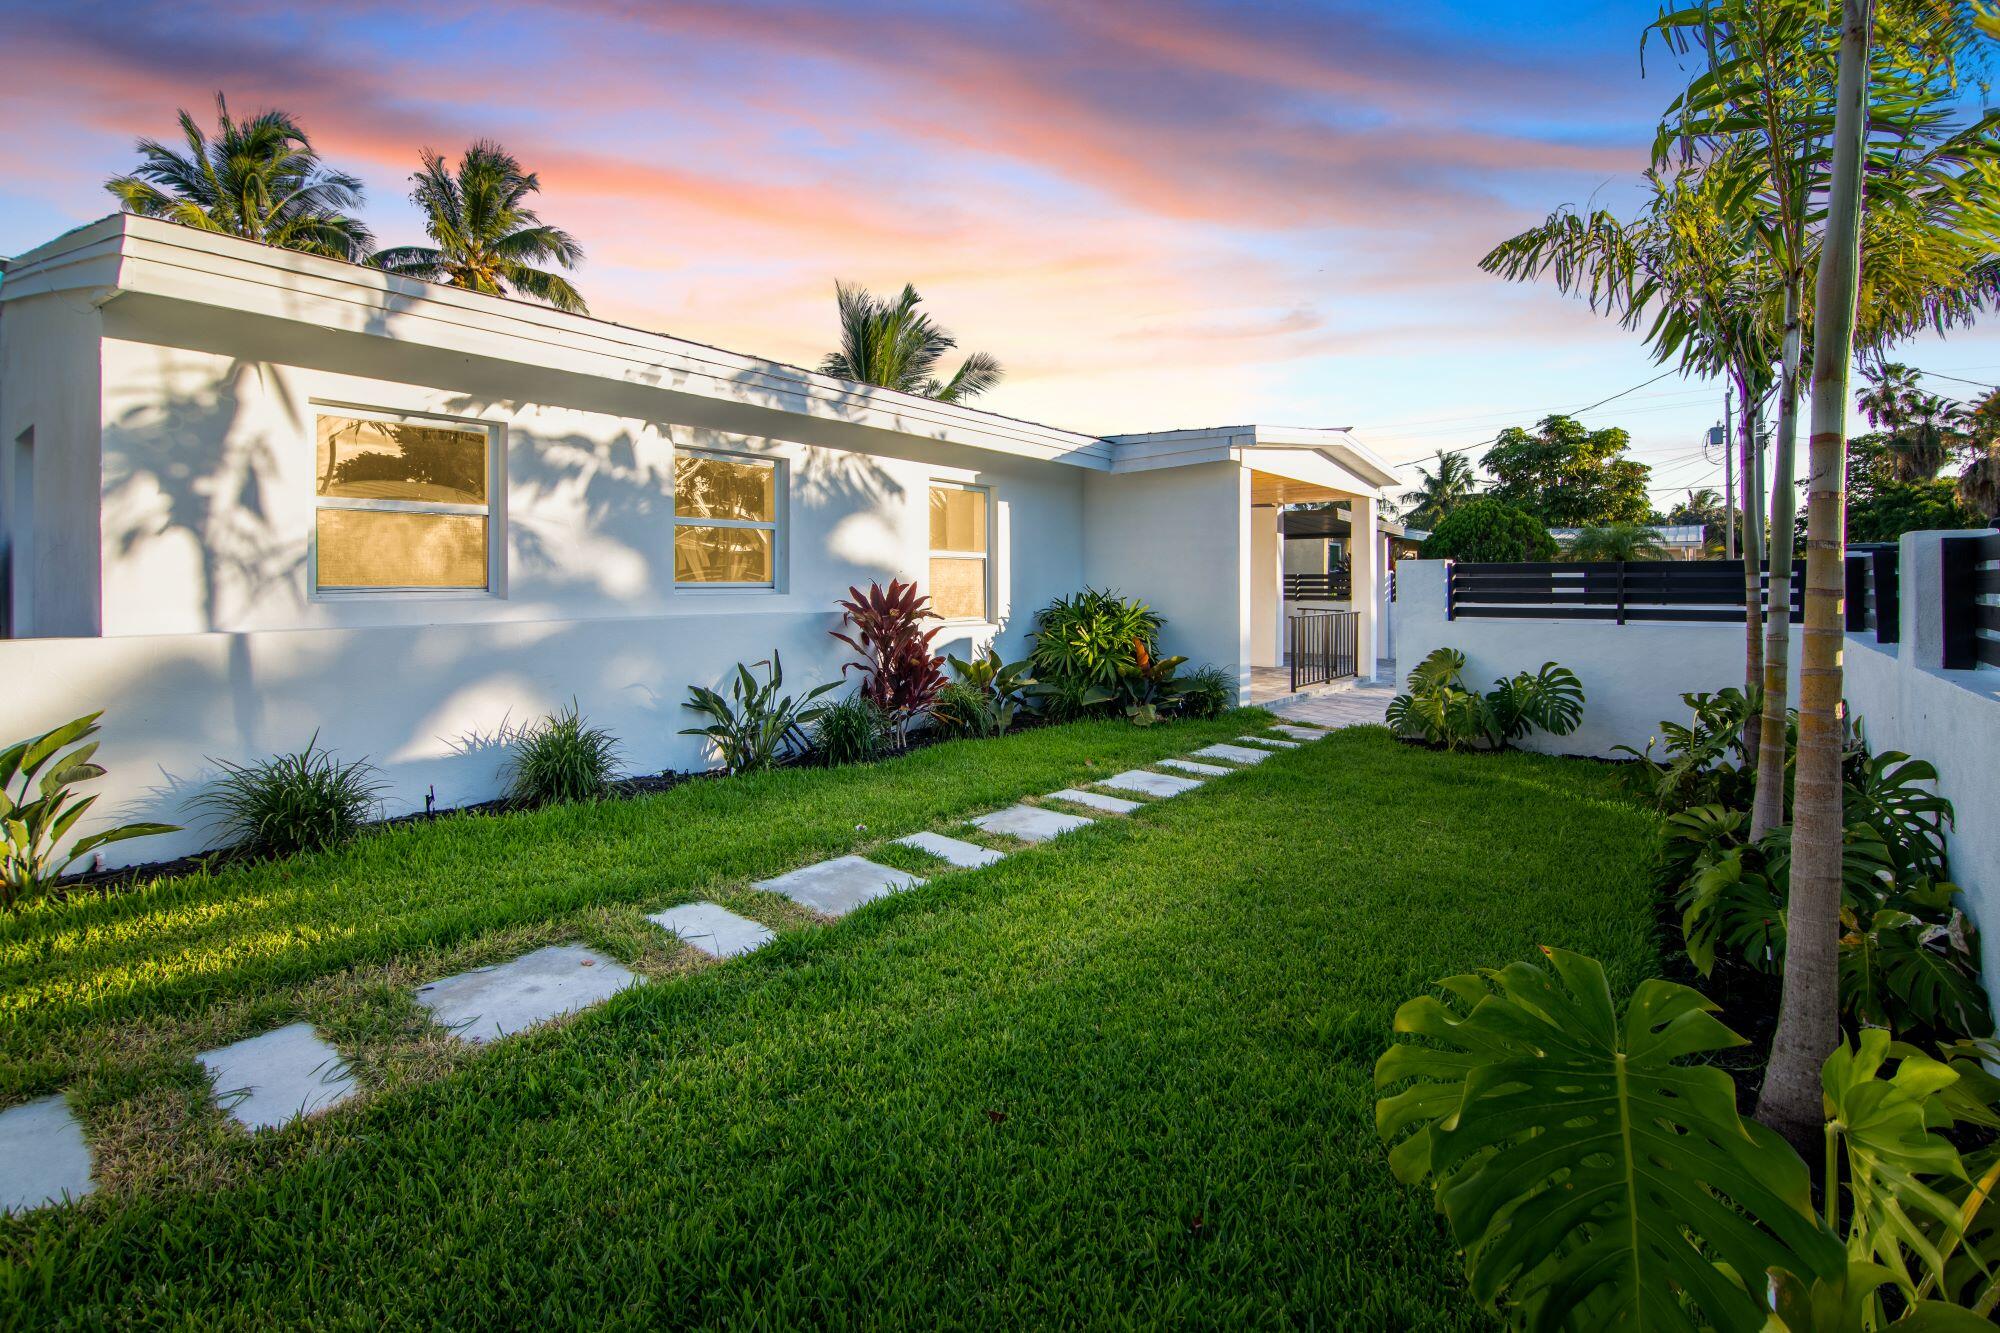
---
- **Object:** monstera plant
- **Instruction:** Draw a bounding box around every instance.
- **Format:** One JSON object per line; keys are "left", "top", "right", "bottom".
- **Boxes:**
{"left": 1378, "top": 948, "right": 2000, "bottom": 1330}
{"left": 1384, "top": 647, "right": 1584, "bottom": 751}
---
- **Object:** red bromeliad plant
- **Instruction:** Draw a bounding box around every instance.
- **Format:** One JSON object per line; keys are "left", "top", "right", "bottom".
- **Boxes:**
{"left": 831, "top": 580, "right": 948, "bottom": 737}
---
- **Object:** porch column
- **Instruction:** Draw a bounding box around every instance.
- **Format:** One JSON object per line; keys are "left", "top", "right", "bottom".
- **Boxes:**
{"left": 1350, "top": 493, "right": 1380, "bottom": 679}
{"left": 1249, "top": 505, "right": 1282, "bottom": 668}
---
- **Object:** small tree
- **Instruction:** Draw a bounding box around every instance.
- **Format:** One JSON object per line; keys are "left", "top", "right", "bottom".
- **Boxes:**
{"left": 1419, "top": 499, "right": 1558, "bottom": 564}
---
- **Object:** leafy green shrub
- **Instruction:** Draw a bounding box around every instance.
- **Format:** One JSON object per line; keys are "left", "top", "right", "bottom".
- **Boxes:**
{"left": 930, "top": 649, "right": 1036, "bottom": 740}
{"left": 682, "top": 653, "right": 839, "bottom": 773}
{"left": 2, "top": 712, "right": 178, "bottom": 911}
{"left": 1614, "top": 687, "right": 1761, "bottom": 812}
{"left": 196, "top": 735, "right": 384, "bottom": 856}
{"left": 812, "top": 694, "right": 891, "bottom": 765}
{"left": 1177, "top": 665, "right": 1233, "bottom": 719}
{"left": 1115, "top": 641, "right": 1188, "bottom": 726}
{"left": 1027, "top": 674, "right": 1116, "bottom": 723}
{"left": 1379, "top": 950, "right": 2000, "bottom": 1328}
{"left": 503, "top": 703, "right": 622, "bottom": 806}
{"left": 1384, "top": 647, "right": 1584, "bottom": 751}
{"left": 929, "top": 681, "right": 997, "bottom": 738}
{"left": 1418, "top": 498, "right": 1557, "bottom": 563}
{"left": 1028, "top": 588, "right": 1162, "bottom": 688}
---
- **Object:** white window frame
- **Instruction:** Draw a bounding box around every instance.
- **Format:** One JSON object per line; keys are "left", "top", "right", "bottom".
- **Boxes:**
{"left": 926, "top": 480, "right": 993, "bottom": 624}
{"left": 308, "top": 405, "right": 504, "bottom": 602}
{"left": 672, "top": 448, "right": 784, "bottom": 592}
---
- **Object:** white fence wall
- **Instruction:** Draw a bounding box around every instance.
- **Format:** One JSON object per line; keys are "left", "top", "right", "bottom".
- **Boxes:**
{"left": 1393, "top": 537, "right": 2000, "bottom": 991}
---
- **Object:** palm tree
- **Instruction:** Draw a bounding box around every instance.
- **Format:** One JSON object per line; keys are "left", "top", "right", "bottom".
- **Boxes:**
{"left": 1857, "top": 360, "right": 1923, "bottom": 429}
{"left": 819, "top": 282, "right": 1002, "bottom": 403}
{"left": 1961, "top": 448, "right": 2000, "bottom": 519}
{"left": 104, "top": 93, "right": 372, "bottom": 261}
{"left": 373, "top": 142, "right": 585, "bottom": 313}
{"left": 1566, "top": 523, "right": 1669, "bottom": 562}
{"left": 1859, "top": 362, "right": 1965, "bottom": 479}
{"left": 1397, "top": 451, "right": 1477, "bottom": 529}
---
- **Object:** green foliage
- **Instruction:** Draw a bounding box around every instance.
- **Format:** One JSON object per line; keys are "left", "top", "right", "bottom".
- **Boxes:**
{"left": 832, "top": 580, "right": 949, "bottom": 734}
{"left": 2, "top": 712, "right": 178, "bottom": 913}
{"left": 1565, "top": 522, "right": 1670, "bottom": 562}
{"left": 1027, "top": 674, "right": 1116, "bottom": 723}
{"left": 1177, "top": 665, "right": 1234, "bottom": 719}
{"left": 1849, "top": 434, "right": 1986, "bottom": 542}
{"left": 810, "top": 695, "right": 891, "bottom": 765}
{"left": 1116, "top": 640, "right": 1189, "bottom": 726}
{"left": 1381, "top": 952, "right": 2000, "bottom": 1330}
{"left": 1027, "top": 588, "right": 1163, "bottom": 688}
{"left": 195, "top": 735, "right": 384, "bottom": 857}
{"left": 1480, "top": 414, "right": 1653, "bottom": 526}
{"left": 681, "top": 654, "right": 839, "bottom": 774}
{"left": 817, "top": 281, "right": 1003, "bottom": 403}
{"left": 1397, "top": 450, "right": 1478, "bottom": 530}
{"left": 1419, "top": 499, "right": 1559, "bottom": 564}
{"left": 1614, "top": 687, "right": 1761, "bottom": 812}
{"left": 1377, "top": 947, "right": 1844, "bottom": 1329}
{"left": 1385, "top": 648, "right": 1584, "bottom": 751}
{"left": 372, "top": 141, "right": 586, "bottom": 312}
{"left": 503, "top": 703, "right": 621, "bottom": 807}
{"left": 932, "top": 650, "right": 1036, "bottom": 739}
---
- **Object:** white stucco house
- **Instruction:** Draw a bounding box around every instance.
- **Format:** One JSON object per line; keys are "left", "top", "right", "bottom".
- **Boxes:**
{"left": 0, "top": 215, "right": 1398, "bottom": 865}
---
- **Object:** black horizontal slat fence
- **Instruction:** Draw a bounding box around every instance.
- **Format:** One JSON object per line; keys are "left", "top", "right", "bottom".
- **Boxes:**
{"left": 1448, "top": 560, "right": 1806, "bottom": 625}
{"left": 1942, "top": 533, "right": 2000, "bottom": 670}
{"left": 1284, "top": 569, "right": 1352, "bottom": 600}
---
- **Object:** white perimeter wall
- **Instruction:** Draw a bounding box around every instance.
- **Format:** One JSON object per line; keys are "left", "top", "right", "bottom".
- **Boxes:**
{"left": 1394, "top": 552, "right": 2000, "bottom": 992}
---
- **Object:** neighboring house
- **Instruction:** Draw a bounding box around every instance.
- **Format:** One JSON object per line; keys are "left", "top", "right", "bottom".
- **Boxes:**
{"left": 1549, "top": 523, "right": 1708, "bottom": 560}
{"left": 0, "top": 215, "right": 1398, "bottom": 865}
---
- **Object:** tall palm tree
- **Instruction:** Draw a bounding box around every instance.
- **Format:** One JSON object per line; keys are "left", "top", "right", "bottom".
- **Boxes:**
{"left": 1857, "top": 360, "right": 1923, "bottom": 428}
{"left": 1859, "top": 362, "right": 1965, "bottom": 479}
{"left": 819, "top": 282, "right": 1002, "bottom": 403}
{"left": 104, "top": 93, "right": 372, "bottom": 261}
{"left": 373, "top": 142, "right": 586, "bottom": 313}
{"left": 1397, "top": 451, "right": 1477, "bottom": 529}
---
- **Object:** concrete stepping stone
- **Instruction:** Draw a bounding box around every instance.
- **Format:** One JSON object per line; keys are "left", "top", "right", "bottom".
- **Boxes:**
{"left": 755, "top": 855, "right": 924, "bottom": 917}
{"left": 0, "top": 1095, "right": 93, "bottom": 1213}
{"left": 1239, "top": 735, "right": 1301, "bottom": 749}
{"left": 416, "top": 944, "right": 641, "bottom": 1045}
{"left": 1269, "top": 724, "right": 1328, "bottom": 741}
{"left": 1046, "top": 788, "right": 1143, "bottom": 815}
{"left": 895, "top": 831, "right": 1006, "bottom": 869}
{"left": 1097, "top": 769, "right": 1203, "bottom": 798}
{"left": 196, "top": 1023, "right": 357, "bottom": 1132}
{"left": 1157, "top": 757, "right": 1232, "bottom": 777}
{"left": 972, "top": 804, "right": 1093, "bottom": 843}
{"left": 1191, "top": 743, "right": 1274, "bottom": 765}
{"left": 648, "top": 901, "right": 775, "bottom": 958}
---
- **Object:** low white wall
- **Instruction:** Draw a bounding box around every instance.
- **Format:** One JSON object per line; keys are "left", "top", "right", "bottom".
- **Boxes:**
{"left": 3, "top": 608, "right": 890, "bottom": 869}
{"left": 1393, "top": 548, "right": 2000, "bottom": 993}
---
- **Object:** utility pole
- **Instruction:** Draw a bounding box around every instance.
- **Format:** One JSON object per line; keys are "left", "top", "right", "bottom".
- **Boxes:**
{"left": 1722, "top": 389, "right": 1736, "bottom": 559}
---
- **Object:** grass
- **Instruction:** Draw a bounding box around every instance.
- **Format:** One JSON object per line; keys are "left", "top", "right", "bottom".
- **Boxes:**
{"left": 0, "top": 717, "right": 1657, "bottom": 1328}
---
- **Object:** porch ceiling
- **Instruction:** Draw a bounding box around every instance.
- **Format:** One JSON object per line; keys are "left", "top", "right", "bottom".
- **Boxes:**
{"left": 1248, "top": 470, "right": 1359, "bottom": 507}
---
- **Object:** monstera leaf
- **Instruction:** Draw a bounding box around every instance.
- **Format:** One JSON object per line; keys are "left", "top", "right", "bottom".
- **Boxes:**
{"left": 1376, "top": 947, "right": 1843, "bottom": 1330}
{"left": 1844, "top": 751, "right": 1953, "bottom": 883}
{"left": 1490, "top": 662, "right": 1586, "bottom": 740}
{"left": 1680, "top": 847, "right": 1785, "bottom": 977}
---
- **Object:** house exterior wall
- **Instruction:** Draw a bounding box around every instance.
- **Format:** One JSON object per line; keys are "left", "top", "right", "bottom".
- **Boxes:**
{"left": 1393, "top": 550, "right": 2000, "bottom": 999}
{"left": 1081, "top": 462, "right": 1247, "bottom": 694}
{"left": 0, "top": 290, "right": 104, "bottom": 636}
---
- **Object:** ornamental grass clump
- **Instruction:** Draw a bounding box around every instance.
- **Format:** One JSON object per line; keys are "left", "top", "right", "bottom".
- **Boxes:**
{"left": 196, "top": 734, "right": 384, "bottom": 857}
{"left": 812, "top": 694, "right": 892, "bottom": 765}
{"left": 503, "top": 703, "right": 622, "bottom": 806}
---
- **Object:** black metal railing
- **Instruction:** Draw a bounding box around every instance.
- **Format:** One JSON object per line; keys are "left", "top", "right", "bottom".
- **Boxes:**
{"left": 1289, "top": 608, "right": 1358, "bottom": 690}
{"left": 1844, "top": 544, "right": 1900, "bottom": 644}
{"left": 1447, "top": 560, "right": 1806, "bottom": 625}
{"left": 1942, "top": 532, "right": 2000, "bottom": 670}
{"left": 1284, "top": 568, "right": 1351, "bottom": 601}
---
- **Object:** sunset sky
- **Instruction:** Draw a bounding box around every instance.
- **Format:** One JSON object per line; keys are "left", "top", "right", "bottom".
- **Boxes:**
{"left": 5, "top": 0, "right": 1998, "bottom": 508}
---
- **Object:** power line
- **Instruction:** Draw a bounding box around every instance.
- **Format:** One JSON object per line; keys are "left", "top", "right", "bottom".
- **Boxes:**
{"left": 1376, "top": 366, "right": 1702, "bottom": 477}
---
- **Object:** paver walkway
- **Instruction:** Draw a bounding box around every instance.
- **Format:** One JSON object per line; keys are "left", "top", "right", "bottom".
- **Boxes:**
{"left": 755, "top": 855, "right": 925, "bottom": 917}
{"left": 648, "top": 902, "right": 776, "bottom": 958}
{"left": 1266, "top": 681, "right": 1396, "bottom": 729}
{"left": 197, "top": 1023, "right": 357, "bottom": 1132}
{"left": 1096, "top": 769, "right": 1203, "bottom": 798}
{"left": 895, "top": 831, "right": 1006, "bottom": 869}
{"left": 1190, "top": 743, "right": 1274, "bottom": 765}
{"left": 972, "top": 804, "right": 1093, "bottom": 843}
{"left": 0, "top": 1096, "right": 94, "bottom": 1213}
{"left": 416, "top": 945, "right": 641, "bottom": 1044}
{"left": 1238, "top": 735, "right": 1299, "bottom": 749}
{"left": 1046, "top": 788, "right": 1143, "bottom": 815}
{"left": 1156, "top": 757, "right": 1232, "bottom": 777}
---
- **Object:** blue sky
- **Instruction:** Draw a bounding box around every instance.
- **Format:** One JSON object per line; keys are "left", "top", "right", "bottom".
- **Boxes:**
{"left": 3, "top": 0, "right": 1996, "bottom": 508}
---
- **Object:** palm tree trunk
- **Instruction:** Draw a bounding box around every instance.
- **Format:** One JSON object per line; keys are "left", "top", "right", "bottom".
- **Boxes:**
{"left": 1751, "top": 284, "right": 1804, "bottom": 841}
{"left": 1737, "top": 367, "right": 1765, "bottom": 710}
{"left": 1758, "top": 0, "right": 1871, "bottom": 1152}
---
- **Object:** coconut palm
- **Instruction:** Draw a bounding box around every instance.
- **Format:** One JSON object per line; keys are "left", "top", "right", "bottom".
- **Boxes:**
{"left": 1859, "top": 362, "right": 1966, "bottom": 479}
{"left": 1396, "top": 451, "right": 1477, "bottom": 529}
{"left": 372, "top": 142, "right": 585, "bottom": 313}
{"left": 104, "top": 93, "right": 372, "bottom": 261}
{"left": 1566, "top": 523, "right": 1670, "bottom": 562}
{"left": 819, "top": 282, "right": 1002, "bottom": 403}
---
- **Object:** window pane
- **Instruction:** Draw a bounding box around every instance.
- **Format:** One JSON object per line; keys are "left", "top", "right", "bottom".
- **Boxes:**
{"left": 317, "top": 509, "right": 488, "bottom": 589}
{"left": 929, "top": 556, "right": 987, "bottom": 621}
{"left": 929, "top": 486, "right": 987, "bottom": 553}
{"left": 675, "top": 455, "right": 775, "bottom": 522}
{"left": 316, "top": 417, "right": 486, "bottom": 504}
{"left": 675, "top": 524, "right": 774, "bottom": 584}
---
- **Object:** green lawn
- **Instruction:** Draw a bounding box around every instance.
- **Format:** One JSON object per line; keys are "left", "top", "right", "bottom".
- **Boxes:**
{"left": 0, "top": 716, "right": 1657, "bottom": 1328}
